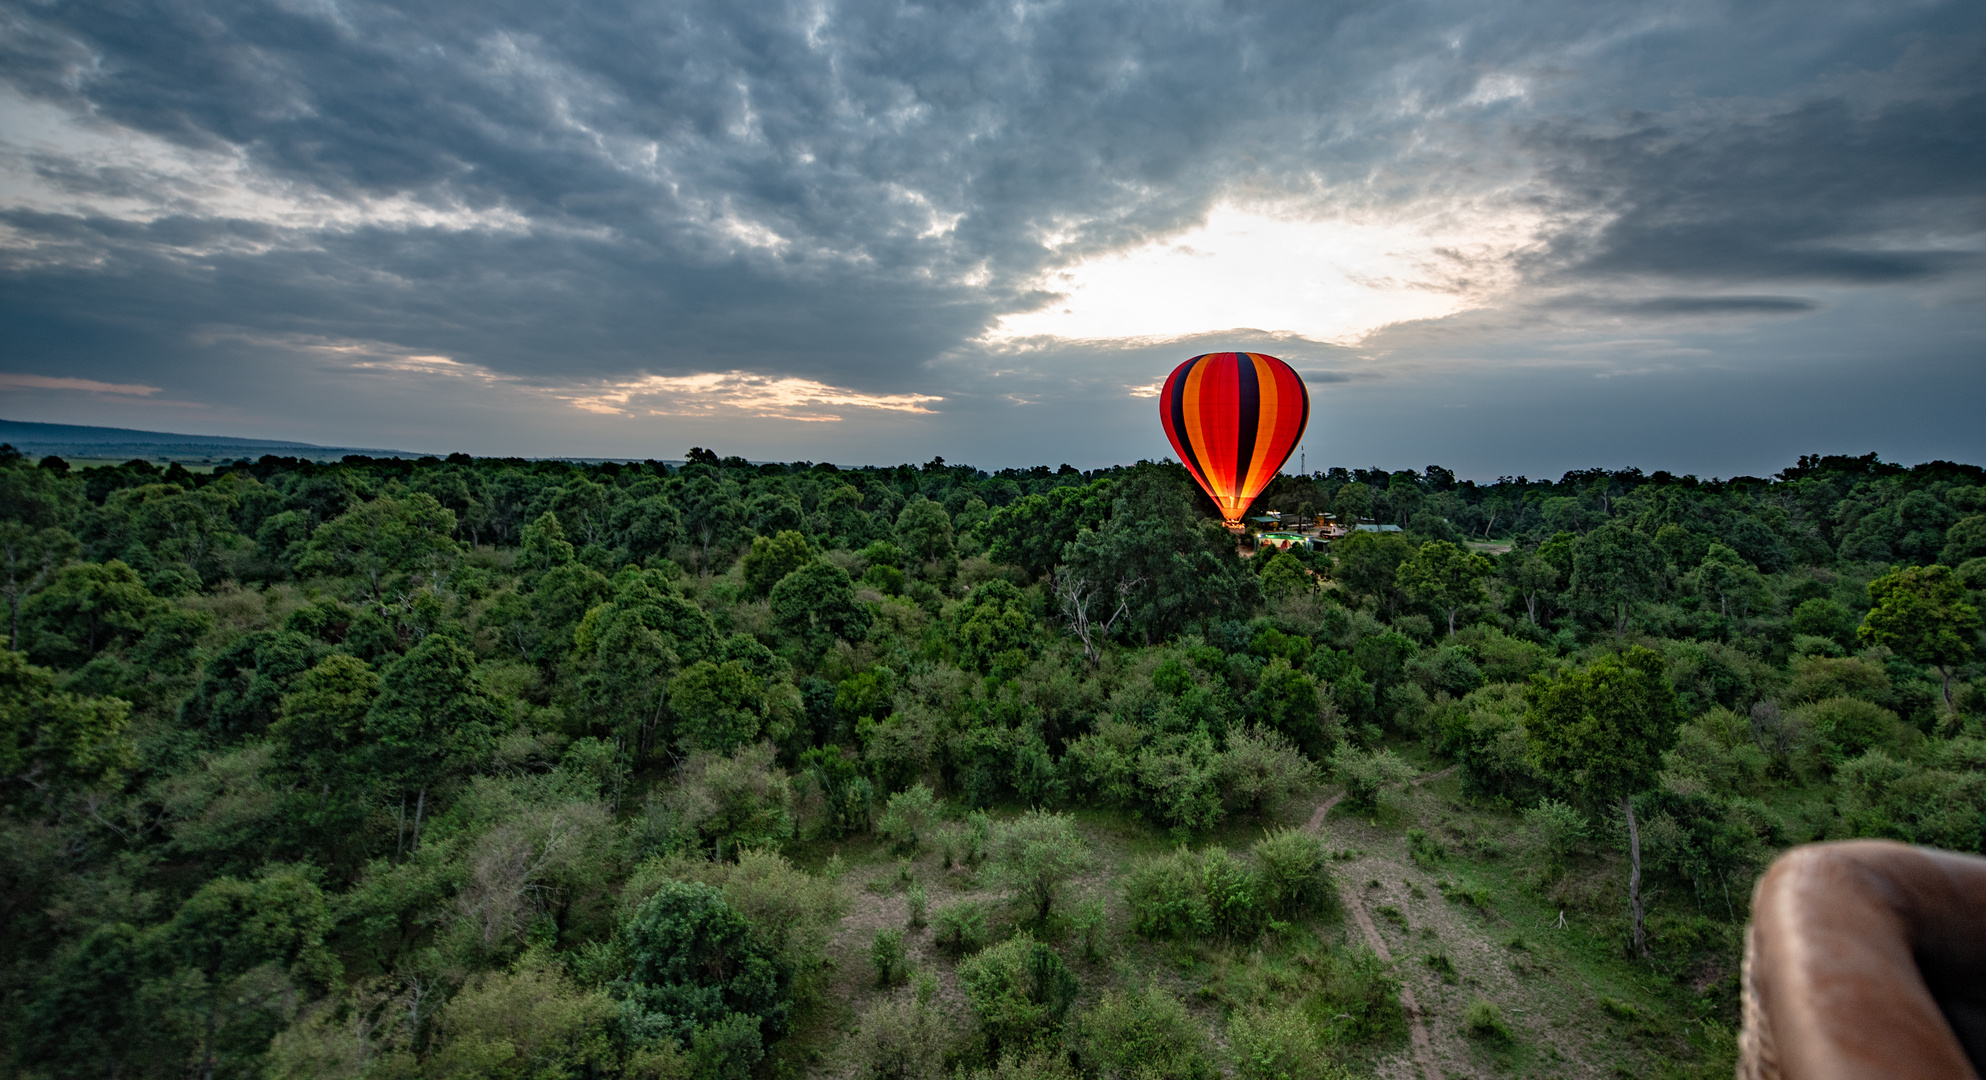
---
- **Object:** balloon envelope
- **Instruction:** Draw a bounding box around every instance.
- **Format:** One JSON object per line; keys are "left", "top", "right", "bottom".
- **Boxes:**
{"left": 1158, "top": 352, "right": 1310, "bottom": 525}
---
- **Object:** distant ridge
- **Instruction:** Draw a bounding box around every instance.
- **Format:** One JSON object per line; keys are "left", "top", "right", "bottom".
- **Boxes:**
{"left": 0, "top": 418, "right": 424, "bottom": 462}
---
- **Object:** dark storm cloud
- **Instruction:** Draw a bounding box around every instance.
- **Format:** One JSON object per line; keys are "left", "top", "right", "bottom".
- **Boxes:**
{"left": 0, "top": 0, "right": 1513, "bottom": 388}
{"left": 1529, "top": 30, "right": 1986, "bottom": 287}
{"left": 2, "top": 0, "right": 1983, "bottom": 470}
{"left": 1546, "top": 295, "right": 1820, "bottom": 317}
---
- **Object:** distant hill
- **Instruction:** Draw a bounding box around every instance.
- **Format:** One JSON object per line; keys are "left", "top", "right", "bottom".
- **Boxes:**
{"left": 0, "top": 418, "right": 424, "bottom": 464}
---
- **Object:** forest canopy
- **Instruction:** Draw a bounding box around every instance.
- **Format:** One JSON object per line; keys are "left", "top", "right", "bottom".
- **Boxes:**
{"left": 2, "top": 444, "right": 1982, "bottom": 1079}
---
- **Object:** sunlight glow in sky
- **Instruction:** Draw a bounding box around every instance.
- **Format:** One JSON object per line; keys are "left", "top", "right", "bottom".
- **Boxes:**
{"left": 989, "top": 203, "right": 1544, "bottom": 346}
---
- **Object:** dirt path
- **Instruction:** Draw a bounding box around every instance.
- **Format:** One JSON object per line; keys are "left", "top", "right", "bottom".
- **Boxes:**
{"left": 1308, "top": 787, "right": 1444, "bottom": 1080}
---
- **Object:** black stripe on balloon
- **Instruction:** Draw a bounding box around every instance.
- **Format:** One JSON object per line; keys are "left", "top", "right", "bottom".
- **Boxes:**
{"left": 1234, "top": 353, "right": 1260, "bottom": 491}
{"left": 1170, "top": 356, "right": 1209, "bottom": 488}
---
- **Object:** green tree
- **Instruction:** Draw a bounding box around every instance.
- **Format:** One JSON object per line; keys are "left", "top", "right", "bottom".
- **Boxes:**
{"left": 770, "top": 561, "right": 870, "bottom": 655}
{"left": 1859, "top": 564, "right": 1981, "bottom": 712}
{"left": 1687, "top": 543, "right": 1766, "bottom": 620}
{"left": 989, "top": 809, "right": 1094, "bottom": 922}
{"left": 18, "top": 559, "right": 164, "bottom": 666}
{"left": 1258, "top": 550, "right": 1316, "bottom": 602}
{"left": 957, "top": 931, "right": 1078, "bottom": 1054}
{"left": 364, "top": 634, "right": 500, "bottom": 857}
{"left": 574, "top": 568, "right": 718, "bottom": 759}
{"left": 0, "top": 523, "right": 77, "bottom": 649}
{"left": 1070, "top": 987, "right": 1214, "bottom": 1080}
{"left": 297, "top": 493, "right": 460, "bottom": 599}
{"left": 270, "top": 652, "right": 377, "bottom": 779}
{"left": 518, "top": 510, "right": 577, "bottom": 574}
{"left": 157, "top": 865, "right": 339, "bottom": 1080}
{"left": 673, "top": 660, "right": 767, "bottom": 753}
{"left": 951, "top": 579, "right": 1036, "bottom": 673}
{"left": 741, "top": 530, "right": 814, "bottom": 598}
{"left": 0, "top": 648, "right": 135, "bottom": 807}
{"left": 893, "top": 497, "right": 955, "bottom": 576}
{"left": 613, "top": 880, "right": 792, "bottom": 1053}
{"left": 427, "top": 952, "right": 623, "bottom": 1080}
{"left": 1572, "top": 522, "right": 1663, "bottom": 638}
{"left": 1396, "top": 540, "right": 1494, "bottom": 636}
{"left": 1523, "top": 647, "right": 1683, "bottom": 955}
{"left": 1058, "top": 465, "right": 1255, "bottom": 644}
{"left": 1329, "top": 530, "right": 1413, "bottom": 616}
{"left": 981, "top": 479, "right": 1113, "bottom": 579}
{"left": 1332, "top": 482, "right": 1373, "bottom": 526}
{"left": 1501, "top": 552, "right": 1558, "bottom": 626}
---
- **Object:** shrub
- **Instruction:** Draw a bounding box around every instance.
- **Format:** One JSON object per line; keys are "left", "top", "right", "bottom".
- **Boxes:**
{"left": 1251, "top": 828, "right": 1331, "bottom": 919}
{"left": 1800, "top": 696, "right": 1904, "bottom": 762}
{"left": 1423, "top": 953, "right": 1457, "bottom": 983}
{"left": 906, "top": 883, "right": 927, "bottom": 929}
{"left": 426, "top": 952, "right": 621, "bottom": 1080}
{"left": 1124, "top": 848, "right": 1210, "bottom": 940}
{"left": 957, "top": 932, "right": 1078, "bottom": 1054}
{"left": 879, "top": 783, "right": 938, "bottom": 851}
{"left": 623, "top": 849, "right": 849, "bottom": 1007}
{"left": 989, "top": 810, "right": 1094, "bottom": 922}
{"left": 1201, "top": 848, "right": 1260, "bottom": 940}
{"left": 1228, "top": 1004, "right": 1347, "bottom": 1080}
{"left": 1328, "top": 745, "right": 1416, "bottom": 812}
{"left": 1405, "top": 829, "right": 1445, "bottom": 867}
{"left": 954, "top": 1048, "right": 1078, "bottom": 1080}
{"left": 1463, "top": 999, "right": 1512, "bottom": 1044}
{"left": 1071, "top": 987, "right": 1215, "bottom": 1080}
{"left": 1071, "top": 897, "right": 1107, "bottom": 962}
{"left": 933, "top": 900, "right": 991, "bottom": 956}
{"left": 850, "top": 992, "right": 954, "bottom": 1080}
{"left": 1221, "top": 725, "right": 1324, "bottom": 817}
{"left": 872, "top": 928, "right": 909, "bottom": 987}
{"left": 1522, "top": 799, "right": 1587, "bottom": 862}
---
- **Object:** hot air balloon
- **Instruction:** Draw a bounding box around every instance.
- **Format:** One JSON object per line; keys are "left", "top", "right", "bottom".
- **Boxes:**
{"left": 1158, "top": 352, "right": 1310, "bottom": 528}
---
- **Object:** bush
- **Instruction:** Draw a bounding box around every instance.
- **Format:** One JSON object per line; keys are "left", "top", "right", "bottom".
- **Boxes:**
{"left": 1070, "top": 987, "right": 1215, "bottom": 1080}
{"left": 879, "top": 784, "right": 938, "bottom": 851}
{"left": 1071, "top": 897, "right": 1107, "bottom": 962}
{"left": 1423, "top": 952, "right": 1457, "bottom": 983}
{"left": 872, "top": 928, "right": 909, "bottom": 987}
{"left": 933, "top": 899, "right": 991, "bottom": 956}
{"left": 1463, "top": 999, "right": 1512, "bottom": 1044}
{"left": 426, "top": 952, "right": 622, "bottom": 1080}
{"left": 906, "top": 883, "right": 927, "bottom": 929}
{"left": 937, "top": 810, "right": 993, "bottom": 870}
{"left": 1251, "top": 828, "right": 1331, "bottom": 919}
{"left": 1201, "top": 848, "right": 1260, "bottom": 940}
{"left": 1220, "top": 725, "right": 1323, "bottom": 817}
{"left": 989, "top": 810, "right": 1094, "bottom": 922}
{"left": 1522, "top": 799, "right": 1587, "bottom": 862}
{"left": 957, "top": 932, "right": 1078, "bottom": 1054}
{"left": 1329, "top": 745, "right": 1416, "bottom": 811}
{"left": 1228, "top": 1004, "right": 1348, "bottom": 1080}
{"left": 850, "top": 991, "right": 953, "bottom": 1080}
{"left": 1405, "top": 829, "right": 1444, "bottom": 867}
{"left": 1124, "top": 848, "right": 1210, "bottom": 940}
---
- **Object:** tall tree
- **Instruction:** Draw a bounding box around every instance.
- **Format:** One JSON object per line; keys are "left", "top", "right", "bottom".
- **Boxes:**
{"left": 364, "top": 634, "right": 500, "bottom": 857}
{"left": 1859, "top": 563, "right": 1981, "bottom": 712}
{"left": 1571, "top": 522, "right": 1662, "bottom": 639}
{"left": 1396, "top": 540, "right": 1495, "bottom": 636}
{"left": 297, "top": 493, "right": 460, "bottom": 600}
{"left": 0, "top": 523, "right": 77, "bottom": 649}
{"left": 1524, "top": 647, "right": 1683, "bottom": 956}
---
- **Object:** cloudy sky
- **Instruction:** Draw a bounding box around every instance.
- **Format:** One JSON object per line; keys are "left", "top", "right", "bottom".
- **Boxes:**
{"left": 2, "top": 0, "right": 1981, "bottom": 477}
